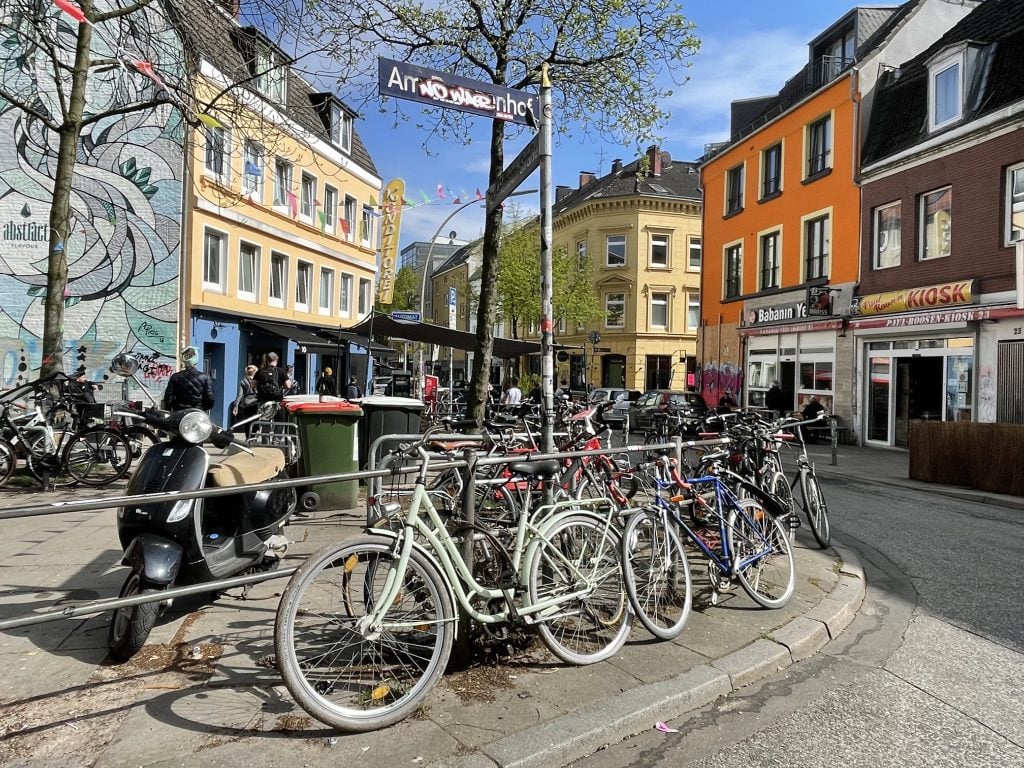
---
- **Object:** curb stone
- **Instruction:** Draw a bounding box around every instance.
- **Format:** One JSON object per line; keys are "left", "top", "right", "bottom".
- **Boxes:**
{"left": 430, "top": 546, "right": 867, "bottom": 768}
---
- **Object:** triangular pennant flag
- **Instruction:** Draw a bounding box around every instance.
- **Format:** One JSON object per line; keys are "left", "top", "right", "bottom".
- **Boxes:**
{"left": 317, "top": 210, "right": 326, "bottom": 232}
{"left": 420, "top": 190, "right": 431, "bottom": 204}
{"left": 460, "top": 188, "right": 471, "bottom": 202}
{"left": 340, "top": 219, "right": 350, "bottom": 235}
{"left": 447, "top": 188, "right": 457, "bottom": 201}
{"left": 475, "top": 188, "right": 484, "bottom": 201}
{"left": 453, "top": 196, "right": 461, "bottom": 205}
{"left": 244, "top": 160, "right": 262, "bottom": 177}
{"left": 54, "top": 0, "right": 88, "bottom": 24}
{"left": 436, "top": 185, "right": 445, "bottom": 200}
{"left": 130, "top": 59, "right": 166, "bottom": 90}
{"left": 197, "top": 112, "right": 222, "bottom": 129}
{"left": 286, "top": 190, "right": 298, "bottom": 219}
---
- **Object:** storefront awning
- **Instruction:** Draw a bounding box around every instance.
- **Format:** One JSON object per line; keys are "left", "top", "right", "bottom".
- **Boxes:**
{"left": 244, "top": 320, "right": 341, "bottom": 352}
{"left": 349, "top": 312, "right": 551, "bottom": 359}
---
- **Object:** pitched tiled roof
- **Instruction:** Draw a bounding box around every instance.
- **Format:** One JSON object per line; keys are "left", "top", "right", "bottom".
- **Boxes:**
{"left": 553, "top": 152, "right": 700, "bottom": 217}
{"left": 862, "top": 0, "right": 1024, "bottom": 165}
{"left": 162, "top": 0, "right": 378, "bottom": 177}
{"left": 433, "top": 239, "right": 481, "bottom": 276}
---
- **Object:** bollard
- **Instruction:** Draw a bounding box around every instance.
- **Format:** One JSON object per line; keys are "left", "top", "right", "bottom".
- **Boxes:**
{"left": 830, "top": 417, "right": 838, "bottom": 466}
{"left": 451, "top": 446, "right": 478, "bottom": 668}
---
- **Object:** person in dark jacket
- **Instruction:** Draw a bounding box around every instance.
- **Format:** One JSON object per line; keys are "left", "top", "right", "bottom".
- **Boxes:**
{"left": 765, "top": 381, "right": 787, "bottom": 419}
{"left": 315, "top": 367, "right": 336, "bottom": 396}
{"left": 344, "top": 375, "right": 362, "bottom": 400}
{"left": 254, "top": 352, "right": 290, "bottom": 403}
{"left": 163, "top": 346, "right": 215, "bottom": 412}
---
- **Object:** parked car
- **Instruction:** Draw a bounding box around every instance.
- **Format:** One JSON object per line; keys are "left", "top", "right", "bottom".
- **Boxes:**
{"left": 587, "top": 388, "right": 641, "bottom": 429}
{"left": 628, "top": 390, "right": 709, "bottom": 432}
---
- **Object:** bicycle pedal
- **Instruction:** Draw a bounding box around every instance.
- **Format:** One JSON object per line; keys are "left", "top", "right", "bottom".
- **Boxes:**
{"left": 786, "top": 514, "right": 801, "bottom": 530}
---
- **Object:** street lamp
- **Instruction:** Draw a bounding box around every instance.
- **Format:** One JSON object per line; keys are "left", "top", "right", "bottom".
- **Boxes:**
{"left": 415, "top": 189, "right": 538, "bottom": 398}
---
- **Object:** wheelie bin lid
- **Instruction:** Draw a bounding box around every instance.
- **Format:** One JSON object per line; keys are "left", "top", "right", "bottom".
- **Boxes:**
{"left": 283, "top": 400, "right": 363, "bottom": 414}
{"left": 353, "top": 396, "right": 424, "bottom": 408}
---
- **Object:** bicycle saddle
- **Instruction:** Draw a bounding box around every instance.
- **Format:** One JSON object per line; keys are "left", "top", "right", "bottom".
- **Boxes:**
{"left": 509, "top": 459, "right": 561, "bottom": 478}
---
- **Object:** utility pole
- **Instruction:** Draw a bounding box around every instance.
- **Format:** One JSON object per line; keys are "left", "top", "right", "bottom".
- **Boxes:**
{"left": 538, "top": 63, "right": 555, "bottom": 453}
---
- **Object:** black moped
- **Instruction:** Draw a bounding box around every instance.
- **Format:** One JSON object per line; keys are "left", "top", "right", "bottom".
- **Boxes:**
{"left": 107, "top": 404, "right": 296, "bottom": 661}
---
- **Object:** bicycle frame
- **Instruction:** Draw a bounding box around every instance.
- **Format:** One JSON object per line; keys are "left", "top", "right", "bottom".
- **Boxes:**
{"left": 366, "top": 449, "right": 621, "bottom": 631}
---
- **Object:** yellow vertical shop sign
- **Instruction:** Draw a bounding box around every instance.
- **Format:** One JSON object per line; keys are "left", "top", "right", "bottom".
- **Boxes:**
{"left": 376, "top": 178, "right": 405, "bottom": 305}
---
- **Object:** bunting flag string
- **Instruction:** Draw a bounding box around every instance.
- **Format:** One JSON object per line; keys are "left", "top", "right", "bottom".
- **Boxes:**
{"left": 54, "top": 0, "right": 89, "bottom": 25}
{"left": 286, "top": 190, "right": 298, "bottom": 219}
{"left": 436, "top": 185, "right": 445, "bottom": 200}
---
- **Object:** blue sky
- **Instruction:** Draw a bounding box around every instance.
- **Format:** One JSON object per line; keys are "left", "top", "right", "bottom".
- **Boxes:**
{"left": 356, "top": 0, "right": 862, "bottom": 250}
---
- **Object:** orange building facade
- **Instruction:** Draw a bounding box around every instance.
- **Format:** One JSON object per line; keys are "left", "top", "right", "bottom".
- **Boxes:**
{"left": 700, "top": 75, "right": 859, "bottom": 423}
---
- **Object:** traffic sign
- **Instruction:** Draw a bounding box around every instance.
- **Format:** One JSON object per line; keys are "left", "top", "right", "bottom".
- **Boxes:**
{"left": 391, "top": 310, "right": 421, "bottom": 322}
{"left": 486, "top": 134, "right": 540, "bottom": 214}
{"left": 448, "top": 286, "right": 457, "bottom": 306}
{"left": 592, "top": 347, "right": 611, "bottom": 352}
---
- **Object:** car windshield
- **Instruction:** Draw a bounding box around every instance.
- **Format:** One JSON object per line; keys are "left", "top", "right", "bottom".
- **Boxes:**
{"left": 668, "top": 393, "right": 704, "bottom": 408}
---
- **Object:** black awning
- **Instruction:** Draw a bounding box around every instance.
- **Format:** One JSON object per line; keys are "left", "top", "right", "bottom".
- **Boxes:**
{"left": 244, "top": 320, "right": 340, "bottom": 352}
{"left": 349, "top": 311, "right": 545, "bottom": 358}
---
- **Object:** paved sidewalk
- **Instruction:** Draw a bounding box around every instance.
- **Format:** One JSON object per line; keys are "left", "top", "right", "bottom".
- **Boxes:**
{"left": 0, "top": 442, "right": 1017, "bottom": 768}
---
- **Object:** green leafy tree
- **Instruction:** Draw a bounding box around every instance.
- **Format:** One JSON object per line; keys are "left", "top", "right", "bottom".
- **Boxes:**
{"left": 313, "top": 0, "right": 699, "bottom": 423}
{"left": 378, "top": 265, "right": 421, "bottom": 311}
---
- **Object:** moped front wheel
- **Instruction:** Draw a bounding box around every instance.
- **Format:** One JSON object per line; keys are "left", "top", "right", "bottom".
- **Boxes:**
{"left": 107, "top": 571, "right": 161, "bottom": 662}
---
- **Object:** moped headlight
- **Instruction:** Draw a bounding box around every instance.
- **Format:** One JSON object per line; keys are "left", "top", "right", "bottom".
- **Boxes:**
{"left": 166, "top": 498, "right": 193, "bottom": 523}
{"left": 178, "top": 410, "right": 213, "bottom": 444}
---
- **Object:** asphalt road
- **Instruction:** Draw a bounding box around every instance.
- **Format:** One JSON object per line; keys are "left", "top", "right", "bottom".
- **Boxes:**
{"left": 570, "top": 474, "right": 1024, "bottom": 767}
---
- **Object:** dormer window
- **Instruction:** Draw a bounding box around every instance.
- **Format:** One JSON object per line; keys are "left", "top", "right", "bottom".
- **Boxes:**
{"left": 255, "top": 47, "right": 286, "bottom": 103}
{"left": 330, "top": 103, "right": 352, "bottom": 154}
{"left": 926, "top": 43, "right": 977, "bottom": 133}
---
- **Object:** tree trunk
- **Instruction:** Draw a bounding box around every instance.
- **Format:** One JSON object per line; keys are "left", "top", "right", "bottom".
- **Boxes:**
{"left": 41, "top": 12, "right": 93, "bottom": 376}
{"left": 464, "top": 119, "right": 505, "bottom": 425}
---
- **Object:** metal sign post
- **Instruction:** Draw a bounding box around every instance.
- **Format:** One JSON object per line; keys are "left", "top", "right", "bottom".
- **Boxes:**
{"left": 538, "top": 64, "right": 555, "bottom": 452}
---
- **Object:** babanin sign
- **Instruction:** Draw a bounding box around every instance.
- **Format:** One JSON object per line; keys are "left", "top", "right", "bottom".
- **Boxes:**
{"left": 378, "top": 58, "right": 538, "bottom": 126}
{"left": 377, "top": 178, "right": 405, "bottom": 305}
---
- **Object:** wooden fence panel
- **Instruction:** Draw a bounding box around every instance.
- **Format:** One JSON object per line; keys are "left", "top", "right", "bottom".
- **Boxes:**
{"left": 909, "top": 422, "right": 1024, "bottom": 497}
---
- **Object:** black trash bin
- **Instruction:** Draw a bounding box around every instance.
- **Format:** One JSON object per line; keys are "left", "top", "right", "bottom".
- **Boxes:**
{"left": 388, "top": 371, "right": 412, "bottom": 398}
{"left": 356, "top": 395, "right": 424, "bottom": 469}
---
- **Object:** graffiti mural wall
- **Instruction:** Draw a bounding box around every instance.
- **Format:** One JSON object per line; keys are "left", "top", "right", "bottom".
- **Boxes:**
{"left": 700, "top": 360, "right": 742, "bottom": 407}
{"left": 0, "top": 2, "right": 184, "bottom": 399}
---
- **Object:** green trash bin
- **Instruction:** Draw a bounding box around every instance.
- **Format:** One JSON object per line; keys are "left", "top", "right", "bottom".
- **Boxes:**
{"left": 284, "top": 400, "right": 362, "bottom": 509}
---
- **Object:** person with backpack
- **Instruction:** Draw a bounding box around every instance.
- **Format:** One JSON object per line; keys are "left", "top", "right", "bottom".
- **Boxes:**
{"left": 344, "top": 375, "right": 362, "bottom": 400}
{"left": 315, "top": 367, "right": 336, "bottom": 396}
{"left": 163, "top": 346, "right": 215, "bottom": 412}
{"left": 254, "top": 352, "right": 289, "bottom": 403}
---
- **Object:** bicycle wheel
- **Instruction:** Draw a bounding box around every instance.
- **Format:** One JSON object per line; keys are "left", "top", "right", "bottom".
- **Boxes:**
{"left": 528, "top": 514, "right": 631, "bottom": 665}
{"left": 0, "top": 438, "right": 16, "bottom": 487}
{"left": 63, "top": 428, "right": 132, "bottom": 486}
{"left": 768, "top": 470, "right": 797, "bottom": 541}
{"left": 643, "top": 432, "right": 667, "bottom": 462}
{"left": 727, "top": 499, "right": 795, "bottom": 609}
{"left": 620, "top": 508, "right": 691, "bottom": 640}
{"left": 800, "top": 471, "right": 831, "bottom": 549}
{"left": 274, "top": 535, "right": 455, "bottom": 732}
{"left": 25, "top": 430, "right": 75, "bottom": 487}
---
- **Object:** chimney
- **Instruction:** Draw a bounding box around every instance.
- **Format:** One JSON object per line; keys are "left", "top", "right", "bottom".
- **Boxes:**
{"left": 579, "top": 171, "right": 596, "bottom": 189}
{"left": 646, "top": 145, "right": 662, "bottom": 177}
{"left": 556, "top": 185, "right": 572, "bottom": 202}
{"left": 611, "top": 158, "right": 622, "bottom": 174}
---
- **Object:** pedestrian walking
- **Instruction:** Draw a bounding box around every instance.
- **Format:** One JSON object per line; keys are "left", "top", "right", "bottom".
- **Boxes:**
{"left": 315, "top": 367, "right": 336, "bottom": 396}
{"left": 344, "top": 375, "right": 362, "bottom": 400}
{"left": 765, "top": 381, "right": 787, "bottom": 419}
{"left": 231, "top": 364, "right": 260, "bottom": 432}
{"left": 254, "top": 352, "right": 289, "bottom": 403}
{"left": 163, "top": 346, "right": 215, "bottom": 412}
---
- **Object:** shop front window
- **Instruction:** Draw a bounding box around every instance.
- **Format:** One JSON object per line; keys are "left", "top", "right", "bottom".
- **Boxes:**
{"left": 799, "top": 361, "right": 833, "bottom": 391}
{"left": 868, "top": 357, "right": 891, "bottom": 442}
{"left": 946, "top": 355, "right": 973, "bottom": 422}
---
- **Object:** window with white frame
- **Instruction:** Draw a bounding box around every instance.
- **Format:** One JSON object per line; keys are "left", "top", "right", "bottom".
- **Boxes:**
{"left": 358, "top": 277, "right": 372, "bottom": 315}
{"left": 724, "top": 243, "right": 742, "bottom": 299}
{"left": 330, "top": 103, "right": 353, "bottom": 153}
{"left": 1006, "top": 163, "right": 1024, "bottom": 245}
{"left": 340, "top": 273, "right": 352, "bottom": 315}
{"left": 726, "top": 164, "right": 744, "bottom": 213}
{"left": 650, "top": 233, "right": 669, "bottom": 267}
{"left": 805, "top": 215, "right": 830, "bottom": 279}
{"left": 874, "top": 201, "right": 902, "bottom": 269}
{"left": 605, "top": 292, "right": 625, "bottom": 328}
{"left": 929, "top": 51, "right": 963, "bottom": 132}
{"left": 688, "top": 236, "right": 701, "bottom": 270}
{"left": 203, "top": 125, "right": 229, "bottom": 181}
{"left": 759, "top": 230, "right": 780, "bottom": 290}
{"left": 650, "top": 292, "right": 668, "bottom": 328}
{"left": 361, "top": 205, "right": 374, "bottom": 247}
{"left": 242, "top": 140, "right": 263, "bottom": 199}
{"left": 920, "top": 187, "right": 951, "bottom": 260}
{"left": 323, "top": 185, "right": 338, "bottom": 233}
{"left": 806, "top": 114, "right": 832, "bottom": 177}
{"left": 761, "top": 143, "right": 782, "bottom": 198}
{"left": 300, "top": 172, "right": 316, "bottom": 220}
{"left": 202, "top": 230, "right": 227, "bottom": 291}
{"left": 295, "top": 261, "right": 312, "bottom": 310}
{"left": 255, "top": 47, "right": 285, "bottom": 102}
{"left": 273, "top": 158, "right": 292, "bottom": 208}
{"left": 687, "top": 291, "right": 700, "bottom": 331}
{"left": 269, "top": 252, "right": 287, "bottom": 306}
{"left": 343, "top": 195, "right": 357, "bottom": 241}
{"left": 606, "top": 234, "right": 626, "bottom": 267}
{"left": 238, "top": 241, "right": 259, "bottom": 301}
{"left": 319, "top": 267, "right": 334, "bottom": 314}
{"left": 576, "top": 238, "right": 587, "bottom": 267}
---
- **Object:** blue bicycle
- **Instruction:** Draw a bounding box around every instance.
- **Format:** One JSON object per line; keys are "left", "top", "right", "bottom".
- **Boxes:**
{"left": 620, "top": 454, "right": 795, "bottom": 639}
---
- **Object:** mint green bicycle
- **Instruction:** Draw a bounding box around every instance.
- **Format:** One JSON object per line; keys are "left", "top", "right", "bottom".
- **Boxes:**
{"left": 273, "top": 429, "right": 631, "bottom": 732}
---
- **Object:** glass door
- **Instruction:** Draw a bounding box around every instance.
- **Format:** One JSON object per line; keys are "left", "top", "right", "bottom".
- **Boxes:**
{"left": 867, "top": 356, "right": 891, "bottom": 443}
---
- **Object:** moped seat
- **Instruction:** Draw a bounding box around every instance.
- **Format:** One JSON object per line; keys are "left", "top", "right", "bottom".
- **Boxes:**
{"left": 208, "top": 447, "right": 286, "bottom": 487}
